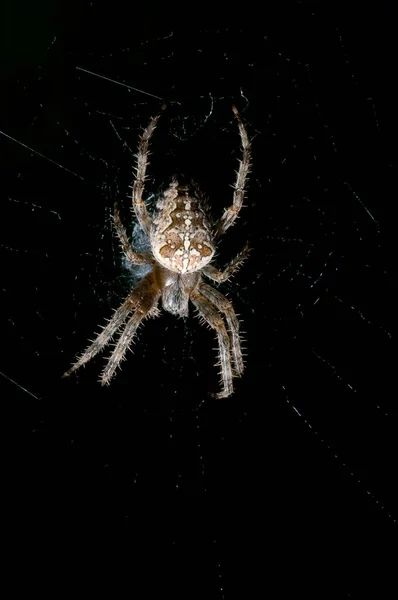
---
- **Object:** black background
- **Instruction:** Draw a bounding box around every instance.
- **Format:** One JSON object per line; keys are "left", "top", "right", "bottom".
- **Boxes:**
{"left": 1, "top": 1, "right": 397, "bottom": 596}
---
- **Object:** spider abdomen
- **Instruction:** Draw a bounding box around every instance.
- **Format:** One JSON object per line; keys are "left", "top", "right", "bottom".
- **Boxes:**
{"left": 151, "top": 179, "right": 215, "bottom": 274}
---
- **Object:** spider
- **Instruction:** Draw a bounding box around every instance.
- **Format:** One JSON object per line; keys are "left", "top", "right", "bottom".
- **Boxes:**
{"left": 63, "top": 105, "right": 251, "bottom": 398}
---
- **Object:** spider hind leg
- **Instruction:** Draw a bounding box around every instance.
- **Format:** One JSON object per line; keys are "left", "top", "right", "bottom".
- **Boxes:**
{"left": 214, "top": 106, "right": 251, "bottom": 240}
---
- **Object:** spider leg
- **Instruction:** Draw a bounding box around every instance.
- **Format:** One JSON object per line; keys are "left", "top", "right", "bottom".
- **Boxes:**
{"left": 62, "top": 273, "right": 160, "bottom": 379}
{"left": 199, "top": 282, "right": 244, "bottom": 378}
{"left": 203, "top": 243, "right": 250, "bottom": 283}
{"left": 132, "top": 110, "right": 163, "bottom": 236}
{"left": 62, "top": 296, "right": 136, "bottom": 378}
{"left": 191, "top": 291, "right": 233, "bottom": 399}
{"left": 101, "top": 302, "right": 160, "bottom": 385}
{"left": 214, "top": 105, "right": 251, "bottom": 240}
{"left": 114, "top": 201, "right": 154, "bottom": 265}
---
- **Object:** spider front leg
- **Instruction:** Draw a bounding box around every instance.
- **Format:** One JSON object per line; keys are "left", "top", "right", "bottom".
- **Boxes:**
{"left": 199, "top": 282, "right": 245, "bottom": 378}
{"left": 114, "top": 201, "right": 154, "bottom": 266}
{"left": 101, "top": 302, "right": 160, "bottom": 385}
{"left": 203, "top": 243, "right": 250, "bottom": 283}
{"left": 191, "top": 291, "right": 234, "bottom": 399}
{"left": 214, "top": 105, "right": 251, "bottom": 240}
{"left": 62, "top": 295, "right": 137, "bottom": 379}
{"left": 62, "top": 272, "right": 160, "bottom": 381}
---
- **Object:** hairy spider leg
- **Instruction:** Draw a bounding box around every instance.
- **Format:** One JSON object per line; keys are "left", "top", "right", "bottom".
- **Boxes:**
{"left": 62, "top": 296, "right": 137, "bottom": 378}
{"left": 191, "top": 291, "right": 233, "bottom": 399}
{"left": 199, "top": 282, "right": 244, "bottom": 377}
{"left": 203, "top": 242, "right": 250, "bottom": 283}
{"left": 214, "top": 106, "right": 251, "bottom": 240}
{"left": 132, "top": 112, "right": 162, "bottom": 235}
{"left": 63, "top": 273, "right": 159, "bottom": 379}
{"left": 113, "top": 201, "right": 154, "bottom": 265}
{"left": 101, "top": 302, "right": 160, "bottom": 385}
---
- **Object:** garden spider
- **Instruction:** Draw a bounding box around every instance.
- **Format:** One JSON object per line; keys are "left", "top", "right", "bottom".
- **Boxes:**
{"left": 63, "top": 105, "right": 251, "bottom": 398}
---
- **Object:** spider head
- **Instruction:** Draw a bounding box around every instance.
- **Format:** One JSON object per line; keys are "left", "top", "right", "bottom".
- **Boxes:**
{"left": 160, "top": 269, "right": 200, "bottom": 317}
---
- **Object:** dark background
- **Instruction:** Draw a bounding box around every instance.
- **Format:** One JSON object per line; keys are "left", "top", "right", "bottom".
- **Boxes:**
{"left": 1, "top": 1, "right": 397, "bottom": 596}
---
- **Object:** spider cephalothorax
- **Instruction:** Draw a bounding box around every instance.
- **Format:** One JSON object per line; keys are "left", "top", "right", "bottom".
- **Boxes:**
{"left": 63, "top": 105, "right": 251, "bottom": 398}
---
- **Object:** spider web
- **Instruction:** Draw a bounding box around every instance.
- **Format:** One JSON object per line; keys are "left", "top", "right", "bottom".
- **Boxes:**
{"left": 2, "top": 2, "right": 397, "bottom": 595}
